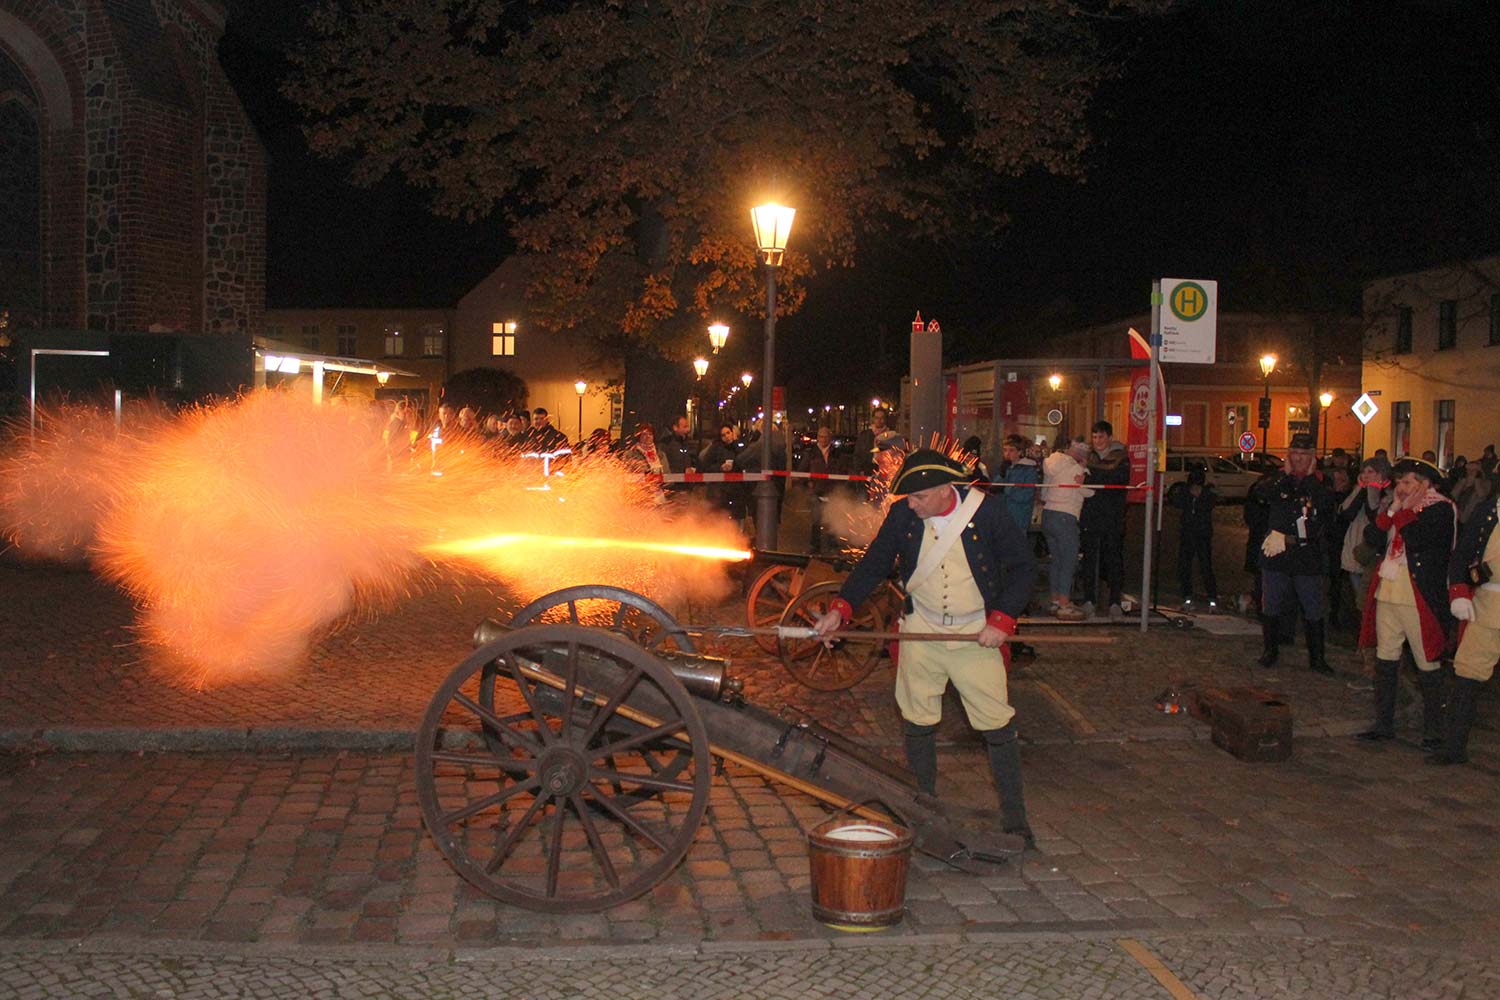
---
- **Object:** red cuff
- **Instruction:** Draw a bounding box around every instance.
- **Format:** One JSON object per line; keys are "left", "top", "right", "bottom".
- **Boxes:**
{"left": 1391, "top": 509, "right": 1418, "bottom": 527}
{"left": 1450, "top": 583, "right": 1474, "bottom": 602}
{"left": 986, "top": 611, "right": 1017, "bottom": 635}
{"left": 830, "top": 597, "right": 854, "bottom": 624}
{"left": 1374, "top": 511, "right": 1394, "bottom": 531}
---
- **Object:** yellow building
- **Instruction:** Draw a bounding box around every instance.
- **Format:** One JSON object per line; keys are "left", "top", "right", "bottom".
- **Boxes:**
{"left": 262, "top": 307, "right": 450, "bottom": 406}
{"left": 1361, "top": 257, "right": 1500, "bottom": 466}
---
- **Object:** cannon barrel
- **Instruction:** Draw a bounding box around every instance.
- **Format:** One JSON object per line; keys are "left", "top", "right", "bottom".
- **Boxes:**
{"left": 472, "top": 617, "right": 742, "bottom": 702}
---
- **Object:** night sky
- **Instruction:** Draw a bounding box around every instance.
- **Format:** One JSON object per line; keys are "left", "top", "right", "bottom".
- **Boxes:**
{"left": 220, "top": 1, "right": 1500, "bottom": 395}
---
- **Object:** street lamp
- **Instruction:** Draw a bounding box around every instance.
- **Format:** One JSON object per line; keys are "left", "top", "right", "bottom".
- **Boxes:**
{"left": 708, "top": 323, "right": 729, "bottom": 354}
{"left": 1258, "top": 354, "right": 1277, "bottom": 453}
{"left": 1048, "top": 373, "right": 1062, "bottom": 393}
{"left": 1319, "top": 390, "right": 1334, "bottom": 456}
{"left": 574, "top": 379, "right": 588, "bottom": 441}
{"left": 693, "top": 357, "right": 709, "bottom": 380}
{"left": 751, "top": 202, "right": 795, "bottom": 549}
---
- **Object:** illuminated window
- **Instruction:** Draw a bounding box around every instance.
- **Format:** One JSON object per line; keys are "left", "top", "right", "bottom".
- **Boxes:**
{"left": 1287, "top": 404, "right": 1309, "bottom": 438}
{"left": 1436, "top": 399, "right": 1456, "bottom": 467}
{"left": 1392, "top": 401, "right": 1411, "bottom": 455}
{"left": 336, "top": 324, "right": 357, "bottom": 355}
{"left": 301, "top": 324, "right": 320, "bottom": 351}
{"left": 422, "top": 324, "right": 445, "bottom": 358}
{"left": 491, "top": 321, "right": 518, "bottom": 357}
{"left": 384, "top": 329, "right": 404, "bottom": 356}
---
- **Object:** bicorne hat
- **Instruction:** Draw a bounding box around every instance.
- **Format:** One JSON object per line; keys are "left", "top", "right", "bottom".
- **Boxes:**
{"left": 891, "top": 449, "right": 971, "bottom": 494}
{"left": 1392, "top": 456, "right": 1442, "bottom": 484}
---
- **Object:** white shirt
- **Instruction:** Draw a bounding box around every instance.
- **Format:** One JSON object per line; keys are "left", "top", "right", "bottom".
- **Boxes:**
{"left": 1042, "top": 452, "right": 1092, "bottom": 518}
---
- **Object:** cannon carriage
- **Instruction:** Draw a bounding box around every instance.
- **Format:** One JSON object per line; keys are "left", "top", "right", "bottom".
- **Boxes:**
{"left": 415, "top": 585, "right": 1025, "bottom": 914}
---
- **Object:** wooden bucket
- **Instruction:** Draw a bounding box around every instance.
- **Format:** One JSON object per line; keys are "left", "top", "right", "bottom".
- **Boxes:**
{"left": 806, "top": 816, "right": 913, "bottom": 930}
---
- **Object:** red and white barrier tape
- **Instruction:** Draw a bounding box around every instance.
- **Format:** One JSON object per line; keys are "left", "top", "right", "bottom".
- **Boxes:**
{"left": 649, "top": 470, "right": 1146, "bottom": 490}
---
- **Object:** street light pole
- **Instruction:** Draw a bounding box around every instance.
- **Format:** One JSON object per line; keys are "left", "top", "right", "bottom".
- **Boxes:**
{"left": 1319, "top": 390, "right": 1334, "bottom": 457}
{"left": 574, "top": 380, "right": 587, "bottom": 442}
{"left": 750, "top": 202, "right": 795, "bottom": 552}
{"left": 1258, "top": 353, "right": 1277, "bottom": 459}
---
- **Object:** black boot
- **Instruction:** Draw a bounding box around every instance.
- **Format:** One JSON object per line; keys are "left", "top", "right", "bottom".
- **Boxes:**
{"left": 981, "top": 722, "right": 1034, "bottom": 848}
{"left": 1428, "top": 676, "right": 1482, "bottom": 765}
{"left": 1417, "top": 668, "right": 1447, "bottom": 752}
{"left": 1305, "top": 619, "right": 1334, "bottom": 676}
{"left": 1355, "top": 658, "right": 1400, "bottom": 741}
{"left": 1257, "top": 615, "right": 1281, "bottom": 667}
{"left": 902, "top": 721, "right": 939, "bottom": 796}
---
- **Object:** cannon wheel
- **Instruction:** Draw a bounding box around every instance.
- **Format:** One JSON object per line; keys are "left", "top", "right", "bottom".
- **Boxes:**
{"left": 480, "top": 586, "right": 698, "bottom": 771}
{"left": 510, "top": 584, "right": 697, "bottom": 653}
{"left": 416, "top": 624, "right": 711, "bottom": 913}
{"left": 745, "top": 563, "right": 800, "bottom": 653}
{"left": 776, "top": 581, "right": 886, "bottom": 691}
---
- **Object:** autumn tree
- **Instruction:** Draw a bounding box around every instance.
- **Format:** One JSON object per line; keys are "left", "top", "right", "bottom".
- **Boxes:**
{"left": 287, "top": 0, "right": 1160, "bottom": 361}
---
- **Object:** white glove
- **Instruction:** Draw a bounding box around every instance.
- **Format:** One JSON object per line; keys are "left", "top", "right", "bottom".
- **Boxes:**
{"left": 1260, "top": 531, "right": 1288, "bottom": 558}
{"left": 1451, "top": 597, "right": 1476, "bottom": 622}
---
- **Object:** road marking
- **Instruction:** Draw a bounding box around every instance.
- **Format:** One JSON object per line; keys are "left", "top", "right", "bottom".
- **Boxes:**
{"left": 1118, "top": 938, "right": 1202, "bottom": 1000}
{"left": 1031, "top": 680, "right": 1097, "bottom": 735}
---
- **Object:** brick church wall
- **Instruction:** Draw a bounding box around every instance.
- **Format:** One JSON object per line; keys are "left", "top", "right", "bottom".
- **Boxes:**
{"left": 0, "top": 0, "right": 264, "bottom": 335}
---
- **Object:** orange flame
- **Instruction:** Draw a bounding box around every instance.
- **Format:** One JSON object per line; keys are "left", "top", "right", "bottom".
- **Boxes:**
{"left": 426, "top": 533, "right": 751, "bottom": 562}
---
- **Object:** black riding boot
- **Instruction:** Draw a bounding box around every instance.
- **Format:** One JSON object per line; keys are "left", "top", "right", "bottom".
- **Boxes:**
{"left": 981, "top": 722, "right": 1034, "bottom": 848}
{"left": 1417, "top": 668, "right": 1447, "bottom": 751}
{"left": 1428, "top": 676, "right": 1482, "bottom": 766}
{"left": 1305, "top": 619, "right": 1334, "bottom": 675}
{"left": 1356, "top": 658, "right": 1400, "bottom": 741}
{"left": 1257, "top": 615, "right": 1281, "bottom": 667}
{"left": 902, "top": 721, "right": 939, "bottom": 796}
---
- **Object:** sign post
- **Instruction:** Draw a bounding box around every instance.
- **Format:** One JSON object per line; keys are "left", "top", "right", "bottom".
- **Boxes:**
{"left": 1141, "top": 283, "right": 1162, "bottom": 632}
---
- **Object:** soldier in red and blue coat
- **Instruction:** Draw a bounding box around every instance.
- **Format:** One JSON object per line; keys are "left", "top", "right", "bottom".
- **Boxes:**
{"left": 812, "top": 449, "right": 1038, "bottom": 844}
{"left": 1431, "top": 494, "right": 1500, "bottom": 764}
{"left": 1355, "top": 457, "right": 1457, "bottom": 749}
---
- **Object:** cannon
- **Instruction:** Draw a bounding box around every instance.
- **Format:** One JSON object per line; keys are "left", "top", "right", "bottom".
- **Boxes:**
{"left": 415, "top": 585, "right": 1025, "bottom": 913}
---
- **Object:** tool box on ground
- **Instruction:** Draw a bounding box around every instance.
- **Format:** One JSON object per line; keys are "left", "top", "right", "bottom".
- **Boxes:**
{"left": 1190, "top": 686, "right": 1293, "bottom": 762}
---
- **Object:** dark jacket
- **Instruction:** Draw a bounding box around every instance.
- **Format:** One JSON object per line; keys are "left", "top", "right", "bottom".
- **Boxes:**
{"left": 798, "top": 443, "right": 845, "bottom": 496}
{"left": 837, "top": 486, "right": 1037, "bottom": 623}
{"left": 1450, "top": 496, "right": 1500, "bottom": 598}
{"left": 1261, "top": 471, "right": 1334, "bottom": 577}
{"left": 1243, "top": 470, "right": 1277, "bottom": 572}
{"left": 522, "top": 423, "right": 569, "bottom": 453}
{"left": 1170, "top": 483, "right": 1217, "bottom": 537}
{"left": 1081, "top": 441, "right": 1130, "bottom": 530}
{"left": 999, "top": 458, "right": 1040, "bottom": 531}
{"left": 1359, "top": 497, "right": 1457, "bottom": 661}
{"left": 661, "top": 431, "right": 697, "bottom": 475}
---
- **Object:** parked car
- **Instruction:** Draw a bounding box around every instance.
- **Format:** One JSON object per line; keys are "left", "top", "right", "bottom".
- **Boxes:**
{"left": 1160, "top": 453, "right": 1261, "bottom": 502}
{"left": 1225, "top": 451, "right": 1283, "bottom": 475}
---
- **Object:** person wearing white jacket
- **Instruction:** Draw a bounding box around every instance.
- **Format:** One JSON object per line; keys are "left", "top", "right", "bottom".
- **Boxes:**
{"left": 1041, "top": 437, "right": 1093, "bottom": 621}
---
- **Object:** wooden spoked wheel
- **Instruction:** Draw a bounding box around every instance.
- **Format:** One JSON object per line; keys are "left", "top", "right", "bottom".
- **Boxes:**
{"left": 416, "top": 624, "right": 711, "bottom": 913}
{"left": 508, "top": 585, "right": 698, "bottom": 654}
{"left": 745, "top": 563, "right": 800, "bottom": 653}
{"left": 775, "top": 581, "right": 886, "bottom": 691}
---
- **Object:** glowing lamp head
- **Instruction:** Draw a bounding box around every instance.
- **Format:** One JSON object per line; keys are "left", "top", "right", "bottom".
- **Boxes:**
{"left": 376, "top": 371, "right": 391, "bottom": 386}
{"left": 1319, "top": 391, "right": 1334, "bottom": 408}
{"left": 575, "top": 379, "right": 588, "bottom": 396}
{"left": 693, "top": 357, "right": 709, "bottom": 379}
{"left": 750, "top": 202, "right": 796, "bottom": 267}
{"left": 1259, "top": 353, "right": 1278, "bottom": 378}
{"left": 1048, "top": 374, "right": 1062, "bottom": 392}
{"left": 708, "top": 323, "right": 730, "bottom": 354}
{"left": 741, "top": 372, "right": 753, "bottom": 388}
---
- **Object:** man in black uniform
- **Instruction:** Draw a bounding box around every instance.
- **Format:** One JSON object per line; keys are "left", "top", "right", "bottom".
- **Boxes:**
{"left": 1435, "top": 493, "right": 1500, "bottom": 763}
{"left": 812, "top": 450, "right": 1039, "bottom": 844}
{"left": 1258, "top": 433, "right": 1336, "bottom": 674}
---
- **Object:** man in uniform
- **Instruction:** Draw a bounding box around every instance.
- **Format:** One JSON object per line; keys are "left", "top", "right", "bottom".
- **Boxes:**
{"left": 1257, "top": 432, "right": 1336, "bottom": 674}
{"left": 812, "top": 449, "right": 1038, "bottom": 844}
{"left": 1355, "top": 457, "right": 1457, "bottom": 747}
{"left": 1435, "top": 492, "right": 1500, "bottom": 764}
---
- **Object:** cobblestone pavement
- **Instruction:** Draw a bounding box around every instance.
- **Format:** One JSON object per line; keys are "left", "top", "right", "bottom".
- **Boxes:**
{"left": 4, "top": 519, "right": 1500, "bottom": 996}
{"left": 0, "top": 934, "right": 1494, "bottom": 998}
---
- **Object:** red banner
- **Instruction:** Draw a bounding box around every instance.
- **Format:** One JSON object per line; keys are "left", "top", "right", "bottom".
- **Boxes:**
{"left": 1126, "top": 368, "right": 1165, "bottom": 503}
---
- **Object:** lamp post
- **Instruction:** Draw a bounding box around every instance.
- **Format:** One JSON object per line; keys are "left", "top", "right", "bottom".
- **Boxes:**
{"left": 740, "top": 372, "right": 753, "bottom": 431}
{"left": 1318, "top": 390, "right": 1334, "bottom": 457}
{"left": 1258, "top": 353, "right": 1277, "bottom": 455}
{"left": 574, "top": 380, "right": 588, "bottom": 441}
{"left": 750, "top": 202, "right": 795, "bottom": 550}
{"left": 708, "top": 323, "right": 729, "bottom": 355}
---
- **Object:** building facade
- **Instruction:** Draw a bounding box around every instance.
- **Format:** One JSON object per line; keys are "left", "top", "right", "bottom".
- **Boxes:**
{"left": 0, "top": 0, "right": 265, "bottom": 337}
{"left": 262, "top": 307, "right": 450, "bottom": 404}
{"left": 452, "top": 260, "right": 622, "bottom": 443}
{"left": 1361, "top": 256, "right": 1500, "bottom": 467}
